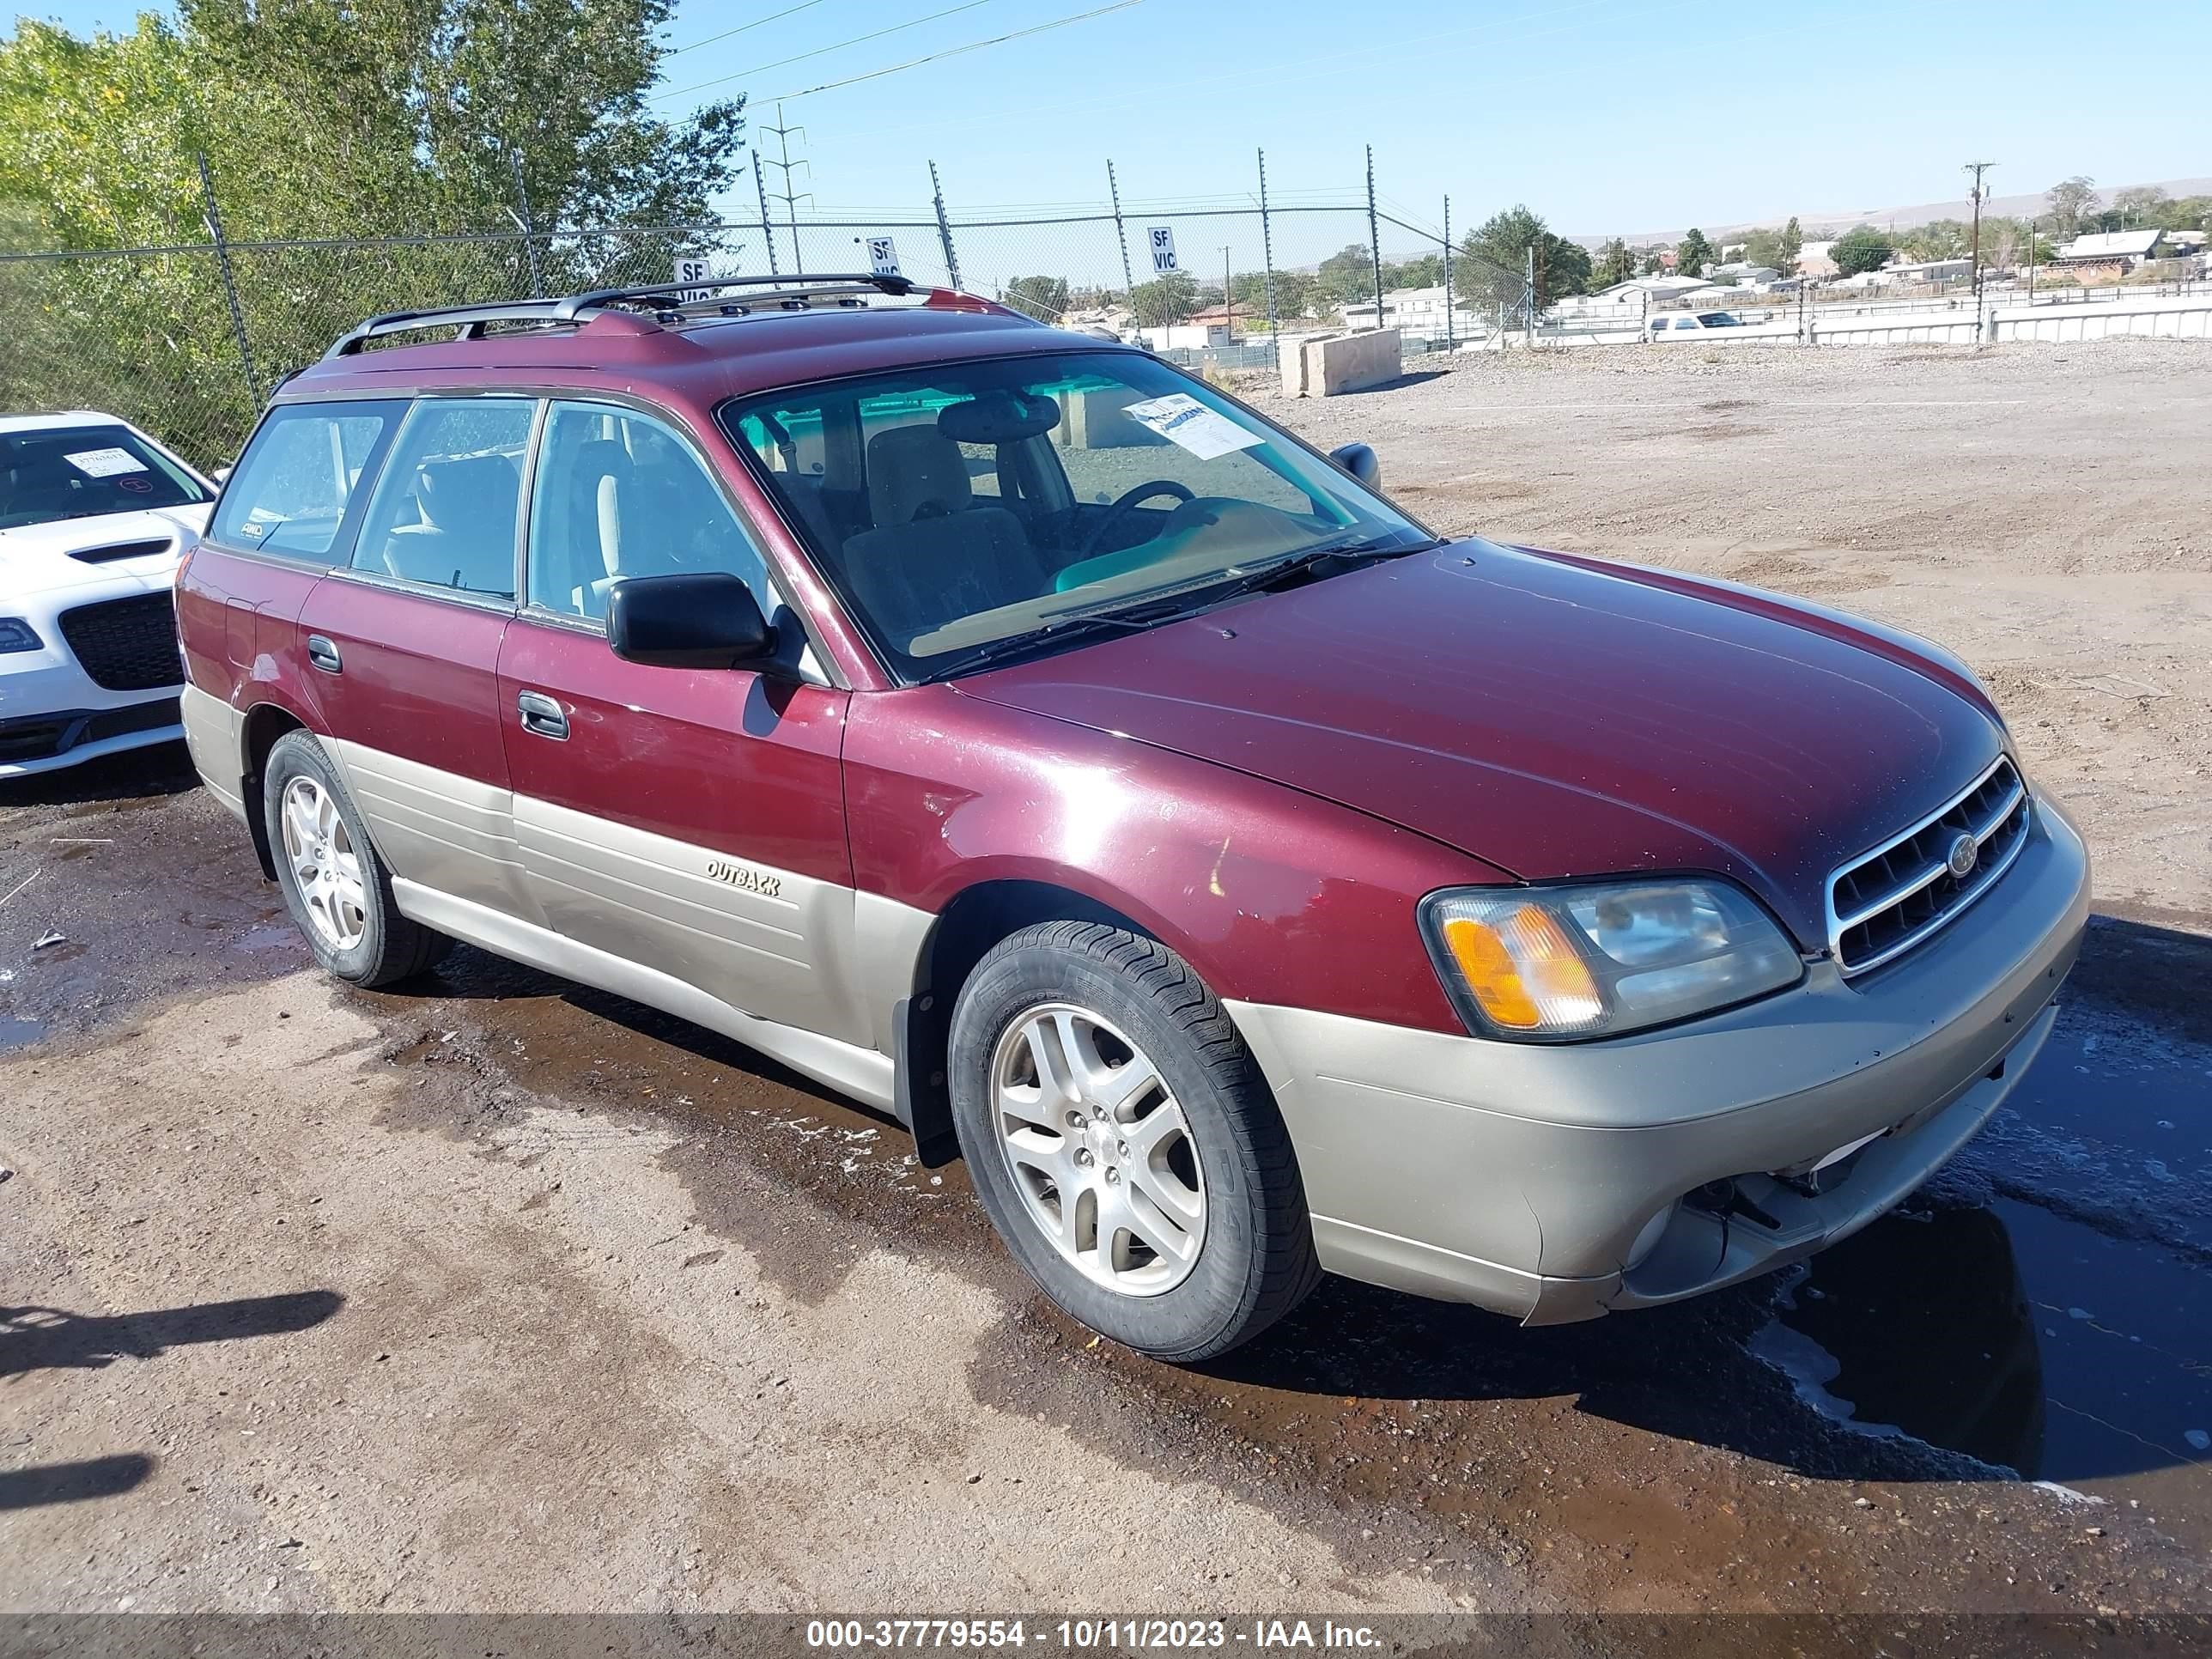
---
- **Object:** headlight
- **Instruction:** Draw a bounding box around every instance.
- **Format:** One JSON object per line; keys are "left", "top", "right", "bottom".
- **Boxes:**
{"left": 0, "top": 617, "right": 43, "bottom": 655}
{"left": 1420, "top": 878, "right": 1802, "bottom": 1041}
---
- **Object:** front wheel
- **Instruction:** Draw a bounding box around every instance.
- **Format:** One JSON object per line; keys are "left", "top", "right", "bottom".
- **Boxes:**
{"left": 947, "top": 921, "right": 1320, "bottom": 1361}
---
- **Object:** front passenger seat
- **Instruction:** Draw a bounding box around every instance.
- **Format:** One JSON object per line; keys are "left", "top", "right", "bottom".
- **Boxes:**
{"left": 838, "top": 426, "right": 1047, "bottom": 644}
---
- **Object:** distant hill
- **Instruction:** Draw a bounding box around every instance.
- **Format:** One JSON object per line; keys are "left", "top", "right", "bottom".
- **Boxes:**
{"left": 1575, "top": 177, "right": 2212, "bottom": 248}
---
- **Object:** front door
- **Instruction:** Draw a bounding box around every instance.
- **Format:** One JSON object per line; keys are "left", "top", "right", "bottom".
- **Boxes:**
{"left": 496, "top": 399, "right": 860, "bottom": 1041}
{"left": 298, "top": 394, "right": 538, "bottom": 921}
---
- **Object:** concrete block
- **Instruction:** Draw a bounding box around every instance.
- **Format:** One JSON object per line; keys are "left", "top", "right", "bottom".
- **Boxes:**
{"left": 1280, "top": 328, "right": 1403, "bottom": 397}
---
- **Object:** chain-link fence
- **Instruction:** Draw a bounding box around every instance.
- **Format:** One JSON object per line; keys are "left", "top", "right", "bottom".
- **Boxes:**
{"left": 0, "top": 154, "right": 1494, "bottom": 472}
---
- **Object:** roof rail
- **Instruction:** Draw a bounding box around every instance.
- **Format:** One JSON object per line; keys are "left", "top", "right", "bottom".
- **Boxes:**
{"left": 552, "top": 271, "right": 915, "bottom": 319}
{"left": 320, "top": 271, "right": 1027, "bottom": 360}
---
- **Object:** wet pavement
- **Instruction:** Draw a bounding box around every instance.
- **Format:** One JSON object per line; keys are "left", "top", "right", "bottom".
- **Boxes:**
{"left": 3, "top": 741, "right": 2209, "bottom": 1610}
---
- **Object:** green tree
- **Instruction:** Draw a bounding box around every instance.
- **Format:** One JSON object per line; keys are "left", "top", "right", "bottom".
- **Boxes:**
{"left": 1231, "top": 266, "right": 1315, "bottom": 322}
{"left": 1592, "top": 237, "right": 1635, "bottom": 288}
{"left": 1674, "top": 227, "right": 1714, "bottom": 277}
{"left": 1741, "top": 216, "right": 1803, "bottom": 271}
{"left": 1386, "top": 251, "right": 1445, "bottom": 290}
{"left": 1831, "top": 223, "right": 1895, "bottom": 276}
{"left": 1458, "top": 205, "right": 1590, "bottom": 322}
{"left": 0, "top": 1, "right": 745, "bottom": 465}
{"left": 2112, "top": 185, "right": 2169, "bottom": 228}
{"left": 1315, "top": 242, "right": 1379, "bottom": 305}
{"left": 2044, "top": 175, "right": 2099, "bottom": 240}
{"left": 1129, "top": 270, "right": 1199, "bottom": 326}
{"left": 1002, "top": 274, "right": 1070, "bottom": 322}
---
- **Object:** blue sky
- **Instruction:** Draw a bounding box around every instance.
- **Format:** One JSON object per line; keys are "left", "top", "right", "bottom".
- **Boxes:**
{"left": 18, "top": 0, "right": 2209, "bottom": 239}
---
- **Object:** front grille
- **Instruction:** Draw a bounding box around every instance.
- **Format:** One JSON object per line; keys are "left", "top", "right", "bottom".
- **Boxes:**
{"left": 1827, "top": 756, "right": 2031, "bottom": 975}
{"left": 55, "top": 592, "right": 184, "bottom": 691}
{"left": 0, "top": 714, "right": 76, "bottom": 763}
{"left": 69, "top": 538, "right": 173, "bottom": 566}
{"left": 0, "top": 698, "right": 179, "bottom": 765}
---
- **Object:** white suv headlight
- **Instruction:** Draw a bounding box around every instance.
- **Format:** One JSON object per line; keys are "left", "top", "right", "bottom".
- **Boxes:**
{"left": 0, "top": 617, "right": 43, "bottom": 655}
{"left": 1420, "top": 878, "right": 1803, "bottom": 1042}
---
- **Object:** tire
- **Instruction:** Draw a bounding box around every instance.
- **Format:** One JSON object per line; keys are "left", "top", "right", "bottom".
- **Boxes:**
{"left": 262, "top": 730, "right": 452, "bottom": 988}
{"left": 947, "top": 921, "right": 1321, "bottom": 1362}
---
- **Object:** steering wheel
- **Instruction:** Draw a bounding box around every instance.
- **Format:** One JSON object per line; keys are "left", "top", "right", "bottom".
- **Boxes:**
{"left": 1077, "top": 480, "right": 1196, "bottom": 563}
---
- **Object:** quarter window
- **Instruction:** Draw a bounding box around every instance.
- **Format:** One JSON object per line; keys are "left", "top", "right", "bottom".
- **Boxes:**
{"left": 526, "top": 402, "right": 769, "bottom": 621}
{"left": 210, "top": 401, "right": 406, "bottom": 559}
{"left": 352, "top": 398, "right": 534, "bottom": 596}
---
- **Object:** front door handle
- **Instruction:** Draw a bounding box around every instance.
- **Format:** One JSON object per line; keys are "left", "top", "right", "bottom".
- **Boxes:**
{"left": 306, "top": 634, "right": 342, "bottom": 674}
{"left": 516, "top": 690, "right": 569, "bottom": 741}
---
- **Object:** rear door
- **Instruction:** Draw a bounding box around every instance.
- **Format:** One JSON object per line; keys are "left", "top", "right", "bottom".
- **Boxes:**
{"left": 296, "top": 394, "right": 539, "bottom": 921}
{"left": 496, "top": 398, "right": 861, "bottom": 1040}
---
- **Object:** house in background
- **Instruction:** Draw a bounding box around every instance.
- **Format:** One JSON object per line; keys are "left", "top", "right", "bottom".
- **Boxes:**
{"left": 1797, "top": 240, "right": 1839, "bottom": 280}
{"left": 2049, "top": 228, "right": 2168, "bottom": 283}
{"left": 1340, "top": 285, "right": 1484, "bottom": 340}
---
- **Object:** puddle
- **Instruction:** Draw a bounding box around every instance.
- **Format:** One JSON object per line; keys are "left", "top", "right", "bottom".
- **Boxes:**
{"left": 1758, "top": 991, "right": 2212, "bottom": 1518}
{"left": 0, "top": 1016, "right": 46, "bottom": 1053}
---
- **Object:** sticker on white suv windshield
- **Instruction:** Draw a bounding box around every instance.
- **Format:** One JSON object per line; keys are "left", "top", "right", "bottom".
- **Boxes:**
{"left": 1120, "top": 394, "right": 1264, "bottom": 462}
{"left": 64, "top": 447, "right": 149, "bottom": 478}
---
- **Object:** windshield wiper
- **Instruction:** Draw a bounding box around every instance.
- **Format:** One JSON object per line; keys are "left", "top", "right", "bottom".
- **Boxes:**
{"left": 933, "top": 536, "right": 1439, "bottom": 681}
{"left": 933, "top": 607, "right": 1161, "bottom": 679}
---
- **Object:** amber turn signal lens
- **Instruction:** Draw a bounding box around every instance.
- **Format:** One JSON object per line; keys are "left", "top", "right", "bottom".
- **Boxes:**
{"left": 1441, "top": 906, "right": 1603, "bottom": 1030}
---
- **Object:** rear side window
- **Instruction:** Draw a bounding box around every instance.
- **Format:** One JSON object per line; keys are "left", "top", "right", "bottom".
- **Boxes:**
{"left": 210, "top": 401, "right": 405, "bottom": 558}
{"left": 351, "top": 398, "right": 534, "bottom": 599}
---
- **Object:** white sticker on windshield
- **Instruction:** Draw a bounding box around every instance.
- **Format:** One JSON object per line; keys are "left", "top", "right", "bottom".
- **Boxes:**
{"left": 64, "top": 447, "right": 149, "bottom": 478}
{"left": 1119, "top": 393, "right": 1264, "bottom": 462}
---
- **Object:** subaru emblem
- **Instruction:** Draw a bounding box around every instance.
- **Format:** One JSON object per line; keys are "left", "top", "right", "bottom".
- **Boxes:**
{"left": 1946, "top": 832, "right": 1979, "bottom": 880}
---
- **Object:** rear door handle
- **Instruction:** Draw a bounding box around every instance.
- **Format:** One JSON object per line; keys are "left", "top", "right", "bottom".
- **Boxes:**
{"left": 516, "top": 690, "right": 569, "bottom": 741}
{"left": 306, "top": 634, "right": 342, "bottom": 674}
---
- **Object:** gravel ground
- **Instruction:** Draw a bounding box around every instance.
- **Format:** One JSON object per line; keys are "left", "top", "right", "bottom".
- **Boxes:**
{"left": 2, "top": 343, "right": 2207, "bottom": 1638}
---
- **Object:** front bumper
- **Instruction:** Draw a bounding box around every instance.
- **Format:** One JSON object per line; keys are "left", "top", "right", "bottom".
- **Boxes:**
{"left": 1225, "top": 793, "right": 2091, "bottom": 1324}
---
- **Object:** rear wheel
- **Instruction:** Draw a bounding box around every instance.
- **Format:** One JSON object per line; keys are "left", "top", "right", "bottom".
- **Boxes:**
{"left": 948, "top": 921, "right": 1320, "bottom": 1361}
{"left": 263, "top": 730, "right": 451, "bottom": 987}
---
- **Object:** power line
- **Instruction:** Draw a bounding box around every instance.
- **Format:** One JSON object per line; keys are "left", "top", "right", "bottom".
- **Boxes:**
{"left": 655, "top": 0, "right": 997, "bottom": 102}
{"left": 735, "top": 0, "right": 1143, "bottom": 107}
{"left": 665, "top": 0, "right": 836, "bottom": 59}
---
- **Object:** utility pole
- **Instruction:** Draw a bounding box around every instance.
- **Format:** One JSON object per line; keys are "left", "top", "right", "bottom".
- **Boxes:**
{"left": 1221, "top": 244, "right": 1232, "bottom": 338}
{"left": 2027, "top": 214, "right": 2037, "bottom": 302}
{"left": 1524, "top": 242, "right": 1535, "bottom": 349}
{"left": 1963, "top": 160, "right": 1996, "bottom": 314}
{"left": 929, "top": 161, "right": 961, "bottom": 291}
{"left": 195, "top": 151, "right": 258, "bottom": 405}
{"left": 1257, "top": 149, "right": 1278, "bottom": 340}
{"left": 509, "top": 151, "right": 544, "bottom": 298}
{"left": 762, "top": 103, "right": 811, "bottom": 276}
{"left": 1364, "top": 144, "right": 1383, "bottom": 335}
{"left": 1108, "top": 160, "right": 1134, "bottom": 298}
{"left": 751, "top": 150, "right": 780, "bottom": 275}
{"left": 1442, "top": 194, "right": 1454, "bottom": 350}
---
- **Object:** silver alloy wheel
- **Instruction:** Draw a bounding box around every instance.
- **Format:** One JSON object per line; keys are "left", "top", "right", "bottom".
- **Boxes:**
{"left": 989, "top": 1002, "right": 1206, "bottom": 1297}
{"left": 279, "top": 775, "right": 368, "bottom": 952}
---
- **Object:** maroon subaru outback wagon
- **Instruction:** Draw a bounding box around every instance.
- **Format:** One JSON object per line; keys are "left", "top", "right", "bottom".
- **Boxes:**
{"left": 179, "top": 274, "right": 2088, "bottom": 1360}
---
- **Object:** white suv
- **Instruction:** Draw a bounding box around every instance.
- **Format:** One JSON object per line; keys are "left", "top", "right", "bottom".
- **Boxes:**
{"left": 0, "top": 412, "right": 218, "bottom": 777}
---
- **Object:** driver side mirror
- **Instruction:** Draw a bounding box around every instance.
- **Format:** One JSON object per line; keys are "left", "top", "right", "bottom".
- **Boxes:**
{"left": 607, "top": 573, "right": 777, "bottom": 671}
{"left": 1328, "top": 442, "right": 1381, "bottom": 490}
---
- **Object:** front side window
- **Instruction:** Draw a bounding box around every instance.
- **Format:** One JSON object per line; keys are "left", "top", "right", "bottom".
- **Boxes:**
{"left": 210, "top": 402, "right": 405, "bottom": 557}
{"left": 724, "top": 351, "right": 1431, "bottom": 678}
{"left": 526, "top": 402, "right": 769, "bottom": 621}
{"left": 352, "top": 398, "right": 533, "bottom": 597}
{"left": 2, "top": 422, "right": 212, "bottom": 532}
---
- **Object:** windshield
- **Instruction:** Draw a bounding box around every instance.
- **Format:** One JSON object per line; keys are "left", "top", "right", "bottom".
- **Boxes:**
{"left": 0, "top": 424, "right": 210, "bottom": 531}
{"left": 721, "top": 351, "right": 1431, "bottom": 678}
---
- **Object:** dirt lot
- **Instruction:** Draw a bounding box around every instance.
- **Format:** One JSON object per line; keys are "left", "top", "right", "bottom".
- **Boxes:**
{"left": 3, "top": 343, "right": 2209, "bottom": 1638}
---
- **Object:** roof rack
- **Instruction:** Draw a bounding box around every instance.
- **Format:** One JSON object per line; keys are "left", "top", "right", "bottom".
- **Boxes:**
{"left": 322, "top": 272, "right": 922, "bottom": 358}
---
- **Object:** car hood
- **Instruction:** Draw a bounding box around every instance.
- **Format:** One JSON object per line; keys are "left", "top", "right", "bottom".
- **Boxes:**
{"left": 0, "top": 505, "right": 209, "bottom": 600}
{"left": 954, "top": 541, "right": 2006, "bottom": 951}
